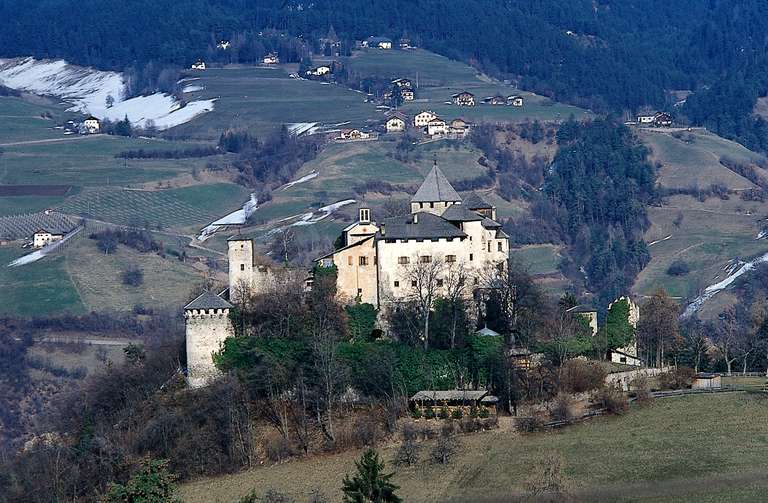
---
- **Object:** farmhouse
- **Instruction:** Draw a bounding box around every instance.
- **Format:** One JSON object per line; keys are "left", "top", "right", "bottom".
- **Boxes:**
{"left": 190, "top": 60, "right": 206, "bottom": 70}
{"left": 306, "top": 65, "right": 331, "bottom": 77}
{"left": 452, "top": 91, "right": 476, "bottom": 107}
{"left": 507, "top": 95, "right": 524, "bottom": 107}
{"left": 483, "top": 95, "right": 506, "bottom": 105}
{"left": 82, "top": 116, "right": 100, "bottom": 134}
{"left": 449, "top": 118, "right": 472, "bottom": 137}
{"left": 32, "top": 229, "right": 64, "bottom": 248}
{"left": 636, "top": 113, "right": 656, "bottom": 125}
{"left": 262, "top": 53, "right": 279, "bottom": 64}
{"left": 654, "top": 112, "right": 673, "bottom": 127}
{"left": 391, "top": 78, "right": 412, "bottom": 88}
{"left": 400, "top": 87, "right": 415, "bottom": 101}
{"left": 385, "top": 112, "right": 407, "bottom": 132}
{"left": 366, "top": 36, "right": 393, "bottom": 49}
{"left": 413, "top": 110, "right": 438, "bottom": 127}
{"left": 337, "top": 128, "right": 371, "bottom": 141}
{"left": 425, "top": 118, "right": 448, "bottom": 136}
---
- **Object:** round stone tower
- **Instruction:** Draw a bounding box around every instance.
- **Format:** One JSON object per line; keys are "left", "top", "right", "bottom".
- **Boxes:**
{"left": 184, "top": 291, "right": 235, "bottom": 388}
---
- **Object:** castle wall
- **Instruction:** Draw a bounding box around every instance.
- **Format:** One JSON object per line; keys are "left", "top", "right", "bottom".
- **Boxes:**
{"left": 185, "top": 307, "right": 234, "bottom": 388}
{"left": 329, "top": 237, "right": 379, "bottom": 305}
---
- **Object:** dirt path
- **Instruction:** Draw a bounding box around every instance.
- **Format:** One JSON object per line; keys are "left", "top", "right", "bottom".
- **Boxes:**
{"left": 0, "top": 134, "right": 111, "bottom": 147}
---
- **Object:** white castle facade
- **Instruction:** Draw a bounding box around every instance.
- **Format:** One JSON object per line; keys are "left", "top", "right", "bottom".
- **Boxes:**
{"left": 184, "top": 164, "right": 510, "bottom": 387}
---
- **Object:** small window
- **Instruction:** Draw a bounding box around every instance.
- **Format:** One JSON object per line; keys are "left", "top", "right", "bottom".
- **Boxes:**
{"left": 420, "top": 255, "right": 432, "bottom": 263}
{"left": 498, "top": 241, "right": 503, "bottom": 252}
{"left": 411, "top": 280, "right": 417, "bottom": 287}
{"left": 240, "top": 264, "right": 245, "bottom": 271}
{"left": 446, "top": 255, "right": 456, "bottom": 263}
{"left": 488, "top": 242, "right": 492, "bottom": 252}
{"left": 357, "top": 288, "right": 363, "bottom": 295}
{"left": 430, "top": 202, "right": 434, "bottom": 209}
{"left": 359, "top": 256, "right": 368, "bottom": 266}
{"left": 469, "top": 253, "right": 474, "bottom": 261}
{"left": 436, "top": 279, "right": 444, "bottom": 287}
{"left": 419, "top": 202, "right": 424, "bottom": 209}
{"left": 474, "top": 277, "right": 479, "bottom": 285}
{"left": 348, "top": 256, "right": 353, "bottom": 266}
{"left": 394, "top": 281, "right": 400, "bottom": 287}
{"left": 398, "top": 256, "right": 410, "bottom": 265}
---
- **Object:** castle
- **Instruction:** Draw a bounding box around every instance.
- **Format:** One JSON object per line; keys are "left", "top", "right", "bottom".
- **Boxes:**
{"left": 184, "top": 163, "right": 510, "bottom": 387}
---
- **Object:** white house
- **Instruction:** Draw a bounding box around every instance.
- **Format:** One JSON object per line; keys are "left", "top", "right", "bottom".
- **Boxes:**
{"left": 338, "top": 129, "right": 371, "bottom": 141}
{"left": 306, "top": 66, "right": 331, "bottom": 77}
{"left": 637, "top": 114, "right": 656, "bottom": 124}
{"left": 413, "top": 110, "right": 438, "bottom": 127}
{"left": 366, "top": 37, "right": 392, "bottom": 49}
{"left": 385, "top": 112, "right": 407, "bottom": 132}
{"left": 507, "top": 95, "right": 524, "bottom": 107}
{"left": 263, "top": 53, "right": 279, "bottom": 65}
{"left": 191, "top": 60, "right": 206, "bottom": 70}
{"left": 32, "top": 229, "right": 64, "bottom": 248}
{"left": 426, "top": 119, "right": 448, "bottom": 136}
{"left": 83, "top": 116, "right": 100, "bottom": 134}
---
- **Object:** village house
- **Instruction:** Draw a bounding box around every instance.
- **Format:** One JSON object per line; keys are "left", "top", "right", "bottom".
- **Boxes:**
{"left": 413, "top": 110, "right": 438, "bottom": 127}
{"left": 216, "top": 40, "right": 231, "bottom": 50}
{"left": 452, "top": 91, "right": 476, "bottom": 107}
{"left": 636, "top": 113, "right": 656, "bottom": 125}
{"left": 262, "top": 53, "right": 279, "bottom": 64}
{"left": 306, "top": 65, "right": 331, "bottom": 77}
{"left": 399, "top": 38, "right": 413, "bottom": 49}
{"left": 449, "top": 118, "right": 472, "bottom": 137}
{"left": 507, "top": 95, "right": 524, "bottom": 107}
{"left": 400, "top": 87, "right": 415, "bottom": 101}
{"left": 337, "top": 128, "right": 371, "bottom": 141}
{"left": 654, "top": 112, "right": 673, "bottom": 127}
{"left": 82, "top": 116, "right": 100, "bottom": 134}
{"left": 32, "top": 229, "right": 64, "bottom": 248}
{"left": 366, "top": 36, "right": 393, "bottom": 49}
{"left": 385, "top": 112, "right": 407, "bottom": 132}
{"left": 483, "top": 95, "right": 506, "bottom": 105}
{"left": 425, "top": 118, "right": 448, "bottom": 136}
{"left": 190, "top": 60, "right": 206, "bottom": 70}
{"left": 391, "top": 78, "right": 412, "bottom": 88}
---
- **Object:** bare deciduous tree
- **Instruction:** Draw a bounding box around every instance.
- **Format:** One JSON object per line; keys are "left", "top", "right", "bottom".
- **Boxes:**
{"left": 401, "top": 254, "right": 444, "bottom": 350}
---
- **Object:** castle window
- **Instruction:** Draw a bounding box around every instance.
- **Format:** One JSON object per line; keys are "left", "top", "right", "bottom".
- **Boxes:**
{"left": 429, "top": 202, "right": 434, "bottom": 209}
{"left": 469, "top": 253, "right": 474, "bottom": 261}
{"left": 359, "top": 256, "right": 368, "bottom": 266}
{"left": 394, "top": 281, "right": 400, "bottom": 287}
{"left": 348, "top": 256, "right": 353, "bottom": 266}
{"left": 446, "top": 255, "right": 456, "bottom": 263}
{"left": 240, "top": 264, "right": 245, "bottom": 271}
{"left": 358, "top": 288, "right": 363, "bottom": 295}
{"left": 498, "top": 241, "right": 504, "bottom": 251}
{"left": 411, "top": 280, "right": 417, "bottom": 287}
{"left": 488, "top": 242, "right": 491, "bottom": 252}
{"left": 474, "top": 277, "right": 479, "bottom": 285}
{"left": 419, "top": 255, "right": 432, "bottom": 263}
{"left": 436, "top": 279, "right": 444, "bottom": 287}
{"left": 419, "top": 202, "right": 424, "bottom": 209}
{"left": 398, "top": 256, "right": 409, "bottom": 265}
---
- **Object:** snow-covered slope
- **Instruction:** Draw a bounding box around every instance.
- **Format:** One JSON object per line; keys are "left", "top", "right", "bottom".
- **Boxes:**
{"left": 0, "top": 57, "right": 214, "bottom": 129}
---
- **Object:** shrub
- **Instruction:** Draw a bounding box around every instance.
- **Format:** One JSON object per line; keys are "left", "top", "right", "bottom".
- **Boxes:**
{"left": 659, "top": 366, "right": 695, "bottom": 390}
{"left": 596, "top": 385, "right": 629, "bottom": 415}
{"left": 411, "top": 407, "right": 422, "bottom": 420}
{"left": 394, "top": 439, "right": 420, "bottom": 466}
{"left": 550, "top": 393, "right": 576, "bottom": 423}
{"left": 478, "top": 406, "right": 490, "bottom": 419}
{"left": 352, "top": 416, "right": 379, "bottom": 447}
{"left": 424, "top": 406, "right": 435, "bottom": 419}
{"left": 102, "top": 458, "right": 178, "bottom": 503}
{"left": 431, "top": 429, "right": 459, "bottom": 465}
{"left": 438, "top": 406, "right": 450, "bottom": 420}
{"left": 458, "top": 418, "right": 481, "bottom": 433}
{"left": 560, "top": 359, "right": 607, "bottom": 393}
{"left": 121, "top": 265, "right": 144, "bottom": 287}
{"left": 469, "top": 405, "right": 478, "bottom": 418}
{"left": 630, "top": 375, "right": 654, "bottom": 403}
{"left": 264, "top": 434, "right": 293, "bottom": 462}
{"left": 450, "top": 408, "right": 463, "bottom": 420}
{"left": 516, "top": 415, "right": 546, "bottom": 433}
{"left": 667, "top": 260, "right": 690, "bottom": 276}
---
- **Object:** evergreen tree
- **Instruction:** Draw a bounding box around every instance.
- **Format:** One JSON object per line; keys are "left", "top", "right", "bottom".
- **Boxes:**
{"left": 342, "top": 449, "right": 401, "bottom": 503}
{"left": 103, "top": 459, "right": 180, "bottom": 503}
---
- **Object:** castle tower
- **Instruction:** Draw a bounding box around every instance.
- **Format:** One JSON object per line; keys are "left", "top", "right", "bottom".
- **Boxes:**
{"left": 410, "top": 159, "right": 461, "bottom": 215}
{"left": 184, "top": 291, "right": 235, "bottom": 388}
{"left": 228, "top": 236, "right": 254, "bottom": 303}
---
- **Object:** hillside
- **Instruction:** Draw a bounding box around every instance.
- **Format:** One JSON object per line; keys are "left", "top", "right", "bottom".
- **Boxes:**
{"left": 181, "top": 393, "right": 768, "bottom": 503}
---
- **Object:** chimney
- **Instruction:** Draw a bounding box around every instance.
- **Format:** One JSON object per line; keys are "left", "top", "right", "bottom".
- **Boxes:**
{"left": 380, "top": 224, "right": 386, "bottom": 236}
{"left": 413, "top": 213, "right": 419, "bottom": 224}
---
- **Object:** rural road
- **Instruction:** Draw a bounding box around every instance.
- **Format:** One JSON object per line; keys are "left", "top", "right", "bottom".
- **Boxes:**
{"left": 0, "top": 134, "right": 110, "bottom": 147}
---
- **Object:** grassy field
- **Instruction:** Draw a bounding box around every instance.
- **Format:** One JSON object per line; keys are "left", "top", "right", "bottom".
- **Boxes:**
{"left": 0, "top": 95, "right": 75, "bottom": 143}
{"left": 0, "top": 245, "right": 85, "bottom": 316}
{"left": 64, "top": 237, "right": 204, "bottom": 313}
{"left": 510, "top": 244, "right": 562, "bottom": 275}
{"left": 634, "top": 129, "right": 768, "bottom": 306}
{"left": 347, "top": 48, "right": 590, "bottom": 124}
{"left": 181, "top": 393, "right": 768, "bottom": 503}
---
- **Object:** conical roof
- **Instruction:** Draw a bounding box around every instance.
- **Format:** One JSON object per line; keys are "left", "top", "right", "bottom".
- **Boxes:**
{"left": 412, "top": 164, "right": 461, "bottom": 203}
{"left": 185, "top": 291, "right": 233, "bottom": 310}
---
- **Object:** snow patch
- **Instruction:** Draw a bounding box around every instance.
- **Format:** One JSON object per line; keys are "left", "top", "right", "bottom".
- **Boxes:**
{"left": 757, "top": 229, "right": 768, "bottom": 240}
{"left": 0, "top": 57, "right": 214, "bottom": 130}
{"left": 287, "top": 122, "right": 320, "bottom": 137}
{"left": 683, "top": 253, "right": 768, "bottom": 317}
{"left": 197, "top": 194, "right": 259, "bottom": 241}
{"left": 183, "top": 85, "right": 204, "bottom": 93}
{"left": 280, "top": 171, "right": 318, "bottom": 191}
{"left": 648, "top": 234, "right": 672, "bottom": 247}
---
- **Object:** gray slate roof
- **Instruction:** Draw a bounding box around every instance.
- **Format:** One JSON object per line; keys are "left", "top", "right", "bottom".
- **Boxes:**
{"left": 185, "top": 291, "right": 233, "bottom": 310}
{"left": 462, "top": 191, "right": 493, "bottom": 209}
{"left": 378, "top": 212, "right": 466, "bottom": 240}
{"left": 412, "top": 165, "right": 461, "bottom": 203}
{"left": 410, "top": 389, "right": 490, "bottom": 401}
{"left": 481, "top": 217, "right": 501, "bottom": 229}
{"left": 441, "top": 204, "right": 484, "bottom": 222}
